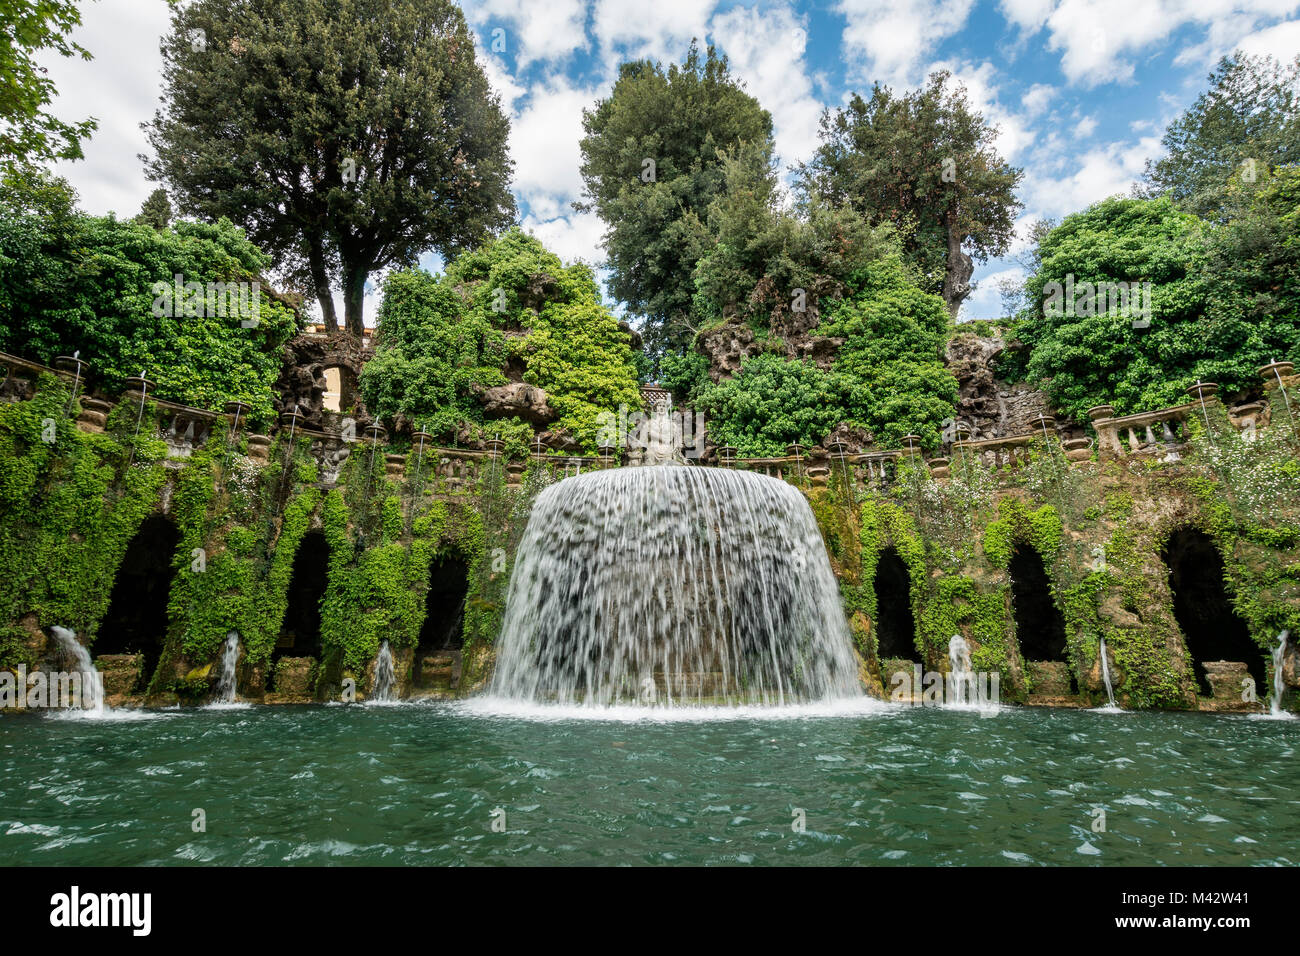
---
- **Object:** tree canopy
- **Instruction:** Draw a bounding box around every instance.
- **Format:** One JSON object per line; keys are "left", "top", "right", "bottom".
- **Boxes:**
{"left": 0, "top": 0, "right": 96, "bottom": 168}
{"left": 695, "top": 256, "right": 957, "bottom": 455}
{"left": 0, "top": 166, "right": 300, "bottom": 423}
{"left": 577, "top": 42, "right": 773, "bottom": 357}
{"left": 144, "top": 0, "right": 515, "bottom": 336}
{"left": 1143, "top": 53, "right": 1300, "bottom": 220}
{"left": 799, "top": 71, "right": 1023, "bottom": 318}
{"left": 360, "top": 229, "right": 641, "bottom": 454}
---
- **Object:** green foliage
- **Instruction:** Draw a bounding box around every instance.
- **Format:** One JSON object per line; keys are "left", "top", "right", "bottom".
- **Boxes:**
{"left": 361, "top": 228, "right": 641, "bottom": 453}
{"left": 144, "top": 0, "right": 515, "bottom": 333}
{"left": 0, "top": 167, "right": 299, "bottom": 424}
{"left": 798, "top": 70, "right": 1023, "bottom": 316}
{"left": 0, "top": 0, "right": 96, "bottom": 166}
{"left": 689, "top": 142, "right": 896, "bottom": 330}
{"left": 577, "top": 42, "right": 773, "bottom": 355}
{"left": 0, "top": 377, "right": 168, "bottom": 669}
{"left": 1143, "top": 53, "right": 1300, "bottom": 220}
{"left": 695, "top": 354, "right": 845, "bottom": 457}
{"left": 694, "top": 257, "right": 957, "bottom": 455}
{"left": 1017, "top": 192, "right": 1300, "bottom": 422}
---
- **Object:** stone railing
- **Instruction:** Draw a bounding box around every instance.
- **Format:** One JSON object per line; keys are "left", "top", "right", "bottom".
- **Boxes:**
{"left": 1089, "top": 403, "right": 1195, "bottom": 459}
{"left": 6, "top": 350, "right": 1298, "bottom": 494}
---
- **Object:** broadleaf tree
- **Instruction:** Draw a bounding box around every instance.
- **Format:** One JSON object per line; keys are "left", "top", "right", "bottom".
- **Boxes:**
{"left": 798, "top": 70, "right": 1023, "bottom": 318}
{"left": 144, "top": 0, "right": 515, "bottom": 336}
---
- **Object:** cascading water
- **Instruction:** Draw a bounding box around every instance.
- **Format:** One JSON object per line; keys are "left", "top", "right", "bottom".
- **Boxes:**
{"left": 50, "top": 626, "right": 103, "bottom": 715}
{"left": 1098, "top": 636, "right": 1119, "bottom": 710}
{"left": 489, "top": 467, "right": 864, "bottom": 707}
{"left": 371, "top": 640, "right": 396, "bottom": 703}
{"left": 1270, "top": 630, "right": 1290, "bottom": 718}
{"left": 214, "top": 632, "right": 239, "bottom": 704}
{"left": 947, "top": 634, "right": 973, "bottom": 705}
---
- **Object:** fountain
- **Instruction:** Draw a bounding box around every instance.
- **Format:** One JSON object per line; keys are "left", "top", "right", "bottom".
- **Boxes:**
{"left": 371, "top": 640, "right": 396, "bottom": 702}
{"left": 49, "top": 626, "right": 103, "bottom": 715}
{"left": 489, "top": 467, "right": 864, "bottom": 707}
{"left": 947, "top": 634, "right": 973, "bottom": 704}
{"left": 214, "top": 632, "right": 239, "bottom": 704}
{"left": 1097, "top": 636, "right": 1120, "bottom": 710}
{"left": 1270, "top": 630, "right": 1291, "bottom": 718}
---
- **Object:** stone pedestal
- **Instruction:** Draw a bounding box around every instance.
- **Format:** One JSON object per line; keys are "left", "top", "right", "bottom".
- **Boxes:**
{"left": 75, "top": 398, "right": 114, "bottom": 433}
{"left": 246, "top": 434, "right": 271, "bottom": 462}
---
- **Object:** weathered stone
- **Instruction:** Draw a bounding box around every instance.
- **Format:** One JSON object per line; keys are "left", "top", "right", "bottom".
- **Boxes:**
{"left": 479, "top": 382, "right": 555, "bottom": 425}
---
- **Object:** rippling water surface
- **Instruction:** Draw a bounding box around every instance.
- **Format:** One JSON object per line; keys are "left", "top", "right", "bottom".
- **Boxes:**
{"left": 1, "top": 701, "right": 1296, "bottom": 865}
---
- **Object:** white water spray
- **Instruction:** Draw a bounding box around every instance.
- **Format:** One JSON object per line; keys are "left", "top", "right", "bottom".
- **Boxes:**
{"left": 1098, "top": 637, "right": 1118, "bottom": 710}
{"left": 489, "top": 467, "right": 863, "bottom": 707}
{"left": 1271, "top": 630, "right": 1290, "bottom": 718}
{"left": 371, "top": 640, "right": 396, "bottom": 702}
{"left": 947, "top": 634, "right": 973, "bottom": 705}
{"left": 214, "top": 632, "right": 239, "bottom": 704}
{"left": 49, "top": 626, "right": 103, "bottom": 715}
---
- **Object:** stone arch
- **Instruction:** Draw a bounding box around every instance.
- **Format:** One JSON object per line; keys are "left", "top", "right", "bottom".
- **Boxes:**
{"left": 1161, "top": 526, "right": 1263, "bottom": 696}
{"left": 1009, "top": 542, "right": 1073, "bottom": 693}
{"left": 872, "top": 546, "right": 918, "bottom": 661}
{"left": 1009, "top": 543, "right": 1069, "bottom": 661}
{"left": 412, "top": 554, "right": 471, "bottom": 691}
{"left": 270, "top": 528, "right": 330, "bottom": 691}
{"left": 96, "top": 513, "right": 181, "bottom": 689}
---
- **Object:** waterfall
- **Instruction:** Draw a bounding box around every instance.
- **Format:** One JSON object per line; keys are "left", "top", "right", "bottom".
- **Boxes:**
{"left": 489, "top": 467, "right": 863, "bottom": 707}
{"left": 214, "top": 633, "right": 239, "bottom": 704}
{"left": 371, "top": 640, "right": 396, "bottom": 702}
{"left": 947, "top": 634, "right": 973, "bottom": 704}
{"left": 49, "top": 626, "right": 103, "bottom": 715}
{"left": 1271, "top": 630, "right": 1290, "bottom": 718}
{"left": 1098, "top": 637, "right": 1118, "bottom": 709}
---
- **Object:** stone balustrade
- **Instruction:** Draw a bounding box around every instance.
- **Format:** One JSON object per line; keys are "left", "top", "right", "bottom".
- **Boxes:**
{"left": 1091, "top": 403, "right": 1194, "bottom": 460}
{"left": 952, "top": 434, "right": 1037, "bottom": 469}
{"left": 6, "top": 348, "right": 1300, "bottom": 497}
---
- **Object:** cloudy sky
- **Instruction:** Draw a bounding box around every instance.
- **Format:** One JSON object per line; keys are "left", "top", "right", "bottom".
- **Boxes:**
{"left": 37, "top": 0, "right": 1300, "bottom": 324}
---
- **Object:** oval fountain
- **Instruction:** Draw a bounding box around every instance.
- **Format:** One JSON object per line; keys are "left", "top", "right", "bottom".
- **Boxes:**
{"left": 486, "top": 465, "right": 867, "bottom": 711}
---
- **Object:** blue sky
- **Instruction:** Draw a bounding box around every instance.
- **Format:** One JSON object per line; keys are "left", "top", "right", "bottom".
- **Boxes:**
{"left": 40, "top": 0, "right": 1300, "bottom": 324}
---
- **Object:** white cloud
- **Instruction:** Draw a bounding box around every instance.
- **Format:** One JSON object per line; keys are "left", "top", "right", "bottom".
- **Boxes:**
{"left": 508, "top": 80, "right": 603, "bottom": 220}
{"left": 959, "top": 265, "right": 1025, "bottom": 321}
{"left": 1236, "top": 18, "right": 1300, "bottom": 60}
{"left": 592, "top": 0, "right": 717, "bottom": 68}
{"left": 38, "top": 0, "right": 172, "bottom": 217}
{"left": 1021, "top": 83, "right": 1056, "bottom": 116}
{"left": 462, "top": 0, "right": 589, "bottom": 69}
{"left": 522, "top": 209, "right": 607, "bottom": 266}
{"left": 481, "top": 51, "right": 529, "bottom": 114}
{"left": 708, "top": 4, "right": 824, "bottom": 171}
{"left": 837, "top": 0, "right": 976, "bottom": 89}
{"left": 1004, "top": 0, "right": 1300, "bottom": 87}
{"left": 1021, "top": 134, "right": 1159, "bottom": 218}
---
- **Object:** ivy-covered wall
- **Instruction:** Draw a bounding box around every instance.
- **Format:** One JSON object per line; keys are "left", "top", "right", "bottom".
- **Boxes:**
{"left": 2, "top": 374, "right": 1297, "bottom": 712}
{"left": 807, "top": 393, "right": 1300, "bottom": 711}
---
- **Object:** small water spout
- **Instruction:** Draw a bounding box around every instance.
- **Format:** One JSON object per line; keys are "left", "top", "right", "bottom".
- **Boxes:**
{"left": 1099, "top": 637, "right": 1118, "bottom": 710}
{"left": 50, "top": 626, "right": 103, "bottom": 715}
{"left": 215, "top": 632, "right": 239, "bottom": 704}
{"left": 372, "top": 640, "right": 396, "bottom": 702}
{"left": 1271, "top": 630, "right": 1290, "bottom": 718}
{"left": 947, "top": 634, "right": 972, "bottom": 705}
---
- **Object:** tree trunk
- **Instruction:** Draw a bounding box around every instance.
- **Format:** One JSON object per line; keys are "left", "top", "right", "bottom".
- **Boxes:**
{"left": 342, "top": 263, "right": 369, "bottom": 338}
{"left": 308, "top": 242, "right": 338, "bottom": 332}
{"left": 942, "top": 208, "right": 974, "bottom": 320}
